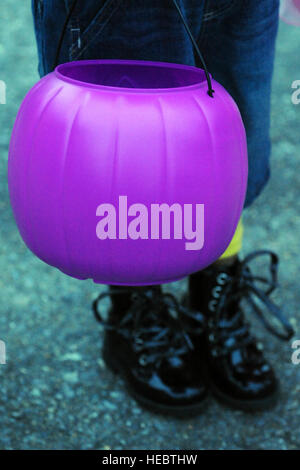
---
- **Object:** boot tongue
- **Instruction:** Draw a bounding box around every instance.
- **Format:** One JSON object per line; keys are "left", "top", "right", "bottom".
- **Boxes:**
{"left": 134, "top": 286, "right": 173, "bottom": 328}
{"left": 140, "top": 285, "right": 162, "bottom": 300}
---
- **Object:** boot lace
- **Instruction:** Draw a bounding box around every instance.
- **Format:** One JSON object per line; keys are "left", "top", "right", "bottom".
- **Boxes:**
{"left": 93, "top": 287, "right": 198, "bottom": 367}
{"left": 206, "top": 250, "right": 294, "bottom": 357}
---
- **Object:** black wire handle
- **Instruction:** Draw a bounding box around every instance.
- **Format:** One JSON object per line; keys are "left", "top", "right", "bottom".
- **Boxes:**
{"left": 53, "top": 0, "right": 215, "bottom": 97}
{"left": 171, "top": 0, "right": 214, "bottom": 97}
{"left": 53, "top": 0, "right": 79, "bottom": 70}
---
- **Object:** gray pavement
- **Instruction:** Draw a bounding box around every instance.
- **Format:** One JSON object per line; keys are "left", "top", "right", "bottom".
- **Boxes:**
{"left": 0, "top": 1, "right": 299, "bottom": 450}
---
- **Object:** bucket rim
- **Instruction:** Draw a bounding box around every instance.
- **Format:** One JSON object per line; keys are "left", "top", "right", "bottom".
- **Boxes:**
{"left": 55, "top": 59, "right": 210, "bottom": 94}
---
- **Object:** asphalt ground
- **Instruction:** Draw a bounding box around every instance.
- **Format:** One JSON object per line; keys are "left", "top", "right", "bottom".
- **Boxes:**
{"left": 0, "top": 1, "right": 299, "bottom": 449}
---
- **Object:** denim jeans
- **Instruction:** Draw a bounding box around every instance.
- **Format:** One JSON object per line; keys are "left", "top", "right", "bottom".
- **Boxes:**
{"left": 32, "top": 0, "right": 280, "bottom": 208}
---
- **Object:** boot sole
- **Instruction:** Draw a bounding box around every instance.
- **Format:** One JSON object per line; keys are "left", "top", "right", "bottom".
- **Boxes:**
{"left": 102, "top": 347, "right": 209, "bottom": 418}
{"left": 200, "top": 358, "right": 280, "bottom": 412}
{"left": 209, "top": 379, "right": 280, "bottom": 412}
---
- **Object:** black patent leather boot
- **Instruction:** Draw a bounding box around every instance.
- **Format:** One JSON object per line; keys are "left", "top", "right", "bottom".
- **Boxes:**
{"left": 186, "top": 251, "right": 294, "bottom": 412}
{"left": 93, "top": 285, "right": 208, "bottom": 417}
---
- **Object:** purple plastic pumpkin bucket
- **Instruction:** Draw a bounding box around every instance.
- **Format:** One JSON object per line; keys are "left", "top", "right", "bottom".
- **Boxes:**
{"left": 8, "top": 59, "right": 248, "bottom": 285}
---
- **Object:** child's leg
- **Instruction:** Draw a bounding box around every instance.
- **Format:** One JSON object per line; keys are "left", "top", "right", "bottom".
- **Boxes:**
{"left": 31, "top": 0, "right": 211, "bottom": 416}
{"left": 198, "top": 0, "right": 280, "bottom": 208}
{"left": 216, "top": 219, "right": 243, "bottom": 266}
{"left": 186, "top": 0, "right": 295, "bottom": 411}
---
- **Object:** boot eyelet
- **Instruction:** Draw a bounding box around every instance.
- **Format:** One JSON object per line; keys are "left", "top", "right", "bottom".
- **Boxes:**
{"left": 208, "top": 300, "right": 217, "bottom": 312}
{"left": 139, "top": 355, "right": 148, "bottom": 366}
{"left": 257, "top": 342, "right": 264, "bottom": 351}
{"left": 208, "top": 333, "right": 215, "bottom": 343}
{"left": 211, "top": 348, "right": 220, "bottom": 358}
{"left": 212, "top": 286, "right": 222, "bottom": 298}
{"left": 134, "top": 337, "right": 144, "bottom": 352}
{"left": 208, "top": 319, "right": 214, "bottom": 328}
{"left": 216, "top": 273, "right": 229, "bottom": 285}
